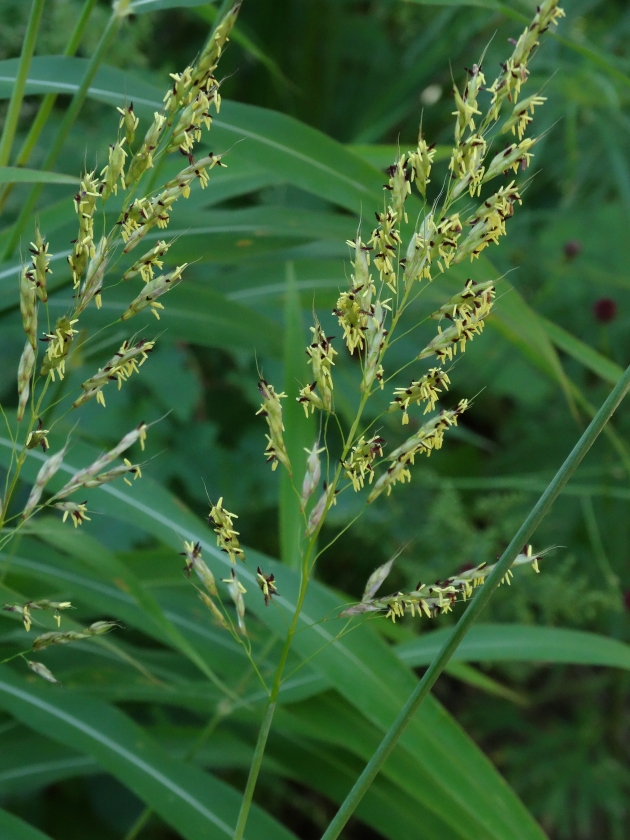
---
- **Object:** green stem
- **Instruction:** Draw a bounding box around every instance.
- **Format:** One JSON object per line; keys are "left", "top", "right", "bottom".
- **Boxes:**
{"left": 0, "top": 0, "right": 46, "bottom": 167}
{"left": 320, "top": 361, "right": 630, "bottom": 840}
{"left": 0, "top": 0, "right": 97, "bottom": 214}
{"left": 232, "top": 564, "right": 311, "bottom": 840}
{"left": 2, "top": 13, "right": 120, "bottom": 260}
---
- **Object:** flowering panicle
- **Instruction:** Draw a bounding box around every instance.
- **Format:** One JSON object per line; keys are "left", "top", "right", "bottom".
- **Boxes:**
{"left": 181, "top": 540, "right": 217, "bottom": 595}
{"left": 54, "top": 501, "right": 90, "bottom": 527}
{"left": 208, "top": 498, "right": 245, "bottom": 563}
{"left": 341, "top": 545, "right": 545, "bottom": 621}
{"left": 257, "top": 379, "right": 291, "bottom": 474}
{"left": 342, "top": 435, "right": 385, "bottom": 491}
{"left": 121, "top": 264, "right": 187, "bottom": 320}
{"left": 17, "top": 341, "right": 35, "bottom": 422}
{"left": 73, "top": 339, "right": 155, "bottom": 408}
{"left": 68, "top": 171, "right": 100, "bottom": 288}
{"left": 32, "top": 620, "right": 118, "bottom": 651}
{"left": 222, "top": 569, "right": 246, "bottom": 635}
{"left": 390, "top": 368, "right": 450, "bottom": 424}
{"left": 40, "top": 316, "right": 78, "bottom": 380}
{"left": 3, "top": 599, "right": 73, "bottom": 632}
{"left": 123, "top": 240, "right": 171, "bottom": 283}
{"left": 368, "top": 401, "right": 469, "bottom": 501}
{"left": 256, "top": 567, "right": 278, "bottom": 606}
{"left": 28, "top": 225, "right": 51, "bottom": 303}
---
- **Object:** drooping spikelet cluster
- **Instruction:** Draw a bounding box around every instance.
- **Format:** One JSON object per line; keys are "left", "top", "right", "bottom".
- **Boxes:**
{"left": 368, "top": 400, "right": 469, "bottom": 502}
{"left": 342, "top": 545, "right": 546, "bottom": 622}
{"left": 0, "top": 4, "right": 250, "bottom": 686}
{"left": 73, "top": 339, "right": 155, "bottom": 408}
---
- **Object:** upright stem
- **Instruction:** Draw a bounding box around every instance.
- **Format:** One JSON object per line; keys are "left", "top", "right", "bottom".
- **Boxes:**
{"left": 320, "top": 362, "right": 630, "bottom": 840}
{"left": 0, "top": 0, "right": 47, "bottom": 167}
{"left": 2, "top": 13, "right": 120, "bottom": 259}
{"left": 0, "top": 0, "right": 98, "bottom": 214}
{"left": 232, "top": 562, "right": 311, "bottom": 840}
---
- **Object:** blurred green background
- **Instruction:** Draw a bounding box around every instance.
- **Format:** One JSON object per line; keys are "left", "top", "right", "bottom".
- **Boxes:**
{"left": 1, "top": 1, "right": 630, "bottom": 838}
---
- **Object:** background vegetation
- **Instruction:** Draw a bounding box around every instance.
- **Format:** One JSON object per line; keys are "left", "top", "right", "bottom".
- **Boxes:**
{"left": 1, "top": 1, "right": 630, "bottom": 838}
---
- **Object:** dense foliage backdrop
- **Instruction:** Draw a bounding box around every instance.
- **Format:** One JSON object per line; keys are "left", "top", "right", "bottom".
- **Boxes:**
{"left": 1, "top": 1, "right": 630, "bottom": 839}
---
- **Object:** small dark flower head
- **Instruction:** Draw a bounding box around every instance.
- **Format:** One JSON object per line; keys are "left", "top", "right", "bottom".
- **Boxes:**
{"left": 563, "top": 240, "right": 582, "bottom": 260}
{"left": 593, "top": 298, "right": 617, "bottom": 324}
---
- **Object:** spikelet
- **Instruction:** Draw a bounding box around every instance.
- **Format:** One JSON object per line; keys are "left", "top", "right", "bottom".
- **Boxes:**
{"left": 73, "top": 339, "right": 155, "bottom": 408}
{"left": 3, "top": 599, "right": 73, "bottom": 632}
{"left": 20, "top": 265, "right": 37, "bottom": 349}
{"left": 222, "top": 569, "right": 246, "bottom": 635}
{"left": 54, "top": 501, "right": 90, "bottom": 527}
{"left": 208, "top": 498, "right": 245, "bottom": 564}
{"left": 123, "top": 240, "right": 170, "bottom": 283}
{"left": 389, "top": 368, "right": 450, "bottom": 424}
{"left": 28, "top": 225, "right": 51, "bottom": 303}
{"left": 68, "top": 171, "right": 100, "bottom": 288}
{"left": 368, "top": 401, "right": 469, "bottom": 502}
{"left": 121, "top": 265, "right": 187, "bottom": 320}
{"left": 22, "top": 445, "right": 68, "bottom": 519}
{"left": 54, "top": 423, "right": 147, "bottom": 499}
{"left": 27, "top": 661, "right": 60, "bottom": 684}
{"left": 17, "top": 341, "right": 35, "bottom": 421}
{"left": 117, "top": 102, "right": 138, "bottom": 146}
{"left": 32, "top": 621, "right": 118, "bottom": 651}
{"left": 181, "top": 540, "right": 217, "bottom": 595}
{"left": 40, "top": 316, "right": 79, "bottom": 381}
{"left": 300, "top": 442, "right": 324, "bottom": 511}
{"left": 257, "top": 379, "right": 291, "bottom": 474}
{"left": 256, "top": 567, "right": 278, "bottom": 606}
{"left": 342, "top": 435, "right": 385, "bottom": 492}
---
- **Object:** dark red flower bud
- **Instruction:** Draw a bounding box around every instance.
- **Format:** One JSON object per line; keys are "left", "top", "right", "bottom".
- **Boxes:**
{"left": 593, "top": 298, "right": 617, "bottom": 324}
{"left": 563, "top": 240, "right": 582, "bottom": 260}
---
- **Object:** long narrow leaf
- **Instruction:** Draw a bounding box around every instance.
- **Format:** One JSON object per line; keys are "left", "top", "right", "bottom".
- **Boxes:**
{"left": 0, "top": 667, "right": 297, "bottom": 840}
{"left": 0, "top": 809, "right": 53, "bottom": 840}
